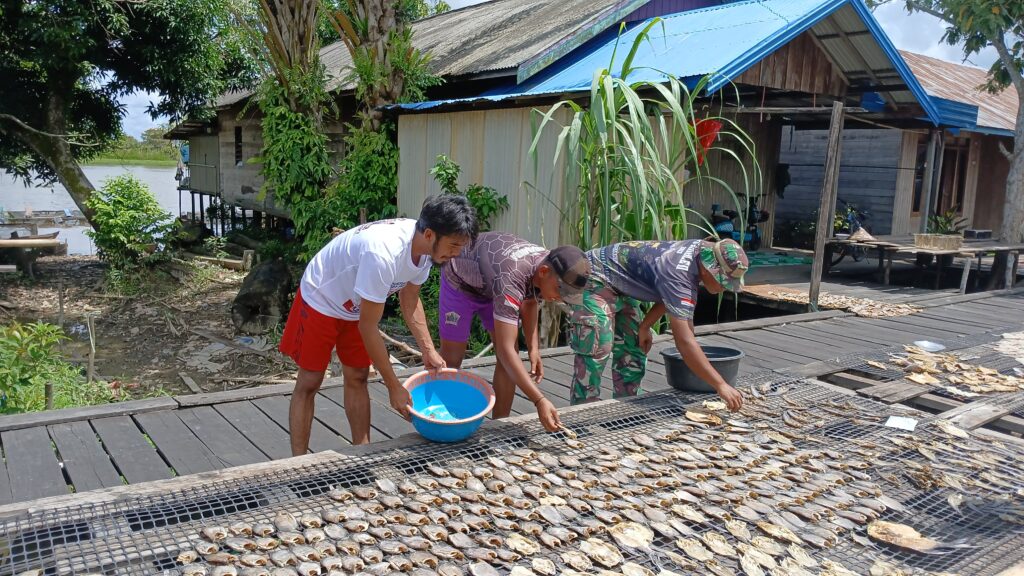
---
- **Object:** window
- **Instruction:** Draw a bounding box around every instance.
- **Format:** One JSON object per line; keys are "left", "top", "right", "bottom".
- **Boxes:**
{"left": 234, "top": 126, "right": 243, "bottom": 166}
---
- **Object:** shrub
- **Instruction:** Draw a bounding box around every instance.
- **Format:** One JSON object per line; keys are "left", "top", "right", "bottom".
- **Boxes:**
{"left": 0, "top": 322, "right": 74, "bottom": 413}
{"left": 86, "top": 175, "right": 176, "bottom": 271}
{"left": 430, "top": 155, "right": 509, "bottom": 231}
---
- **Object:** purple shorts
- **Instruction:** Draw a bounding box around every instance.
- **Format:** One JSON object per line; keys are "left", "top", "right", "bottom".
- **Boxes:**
{"left": 439, "top": 274, "right": 495, "bottom": 342}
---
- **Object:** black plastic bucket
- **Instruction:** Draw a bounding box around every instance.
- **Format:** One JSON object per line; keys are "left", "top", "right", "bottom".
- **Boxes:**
{"left": 660, "top": 345, "right": 744, "bottom": 392}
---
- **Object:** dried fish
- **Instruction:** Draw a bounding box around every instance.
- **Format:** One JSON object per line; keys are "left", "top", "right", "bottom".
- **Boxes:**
{"left": 867, "top": 520, "right": 940, "bottom": 552}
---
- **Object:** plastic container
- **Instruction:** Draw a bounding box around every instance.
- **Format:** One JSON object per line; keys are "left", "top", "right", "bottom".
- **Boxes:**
{"left": 660, "top": 346, "right": 744, "bottom": 392}
{"left": 403, "top": 369, "right": 495, "bottom": 443}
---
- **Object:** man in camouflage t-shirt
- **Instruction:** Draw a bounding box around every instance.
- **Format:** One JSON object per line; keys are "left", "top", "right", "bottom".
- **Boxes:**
{"left": 439, "top": 232, "right": 590, "bottom": 431}
{"left": 567, "top": 238, "right": 748, "bottom": 410}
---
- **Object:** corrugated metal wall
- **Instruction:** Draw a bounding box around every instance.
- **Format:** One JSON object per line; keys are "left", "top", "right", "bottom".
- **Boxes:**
{"left": 398, "top": 106, "right": 772, "bottom": 248}
{"left": 397, "top": 106, "right": 569, "bottom": 247}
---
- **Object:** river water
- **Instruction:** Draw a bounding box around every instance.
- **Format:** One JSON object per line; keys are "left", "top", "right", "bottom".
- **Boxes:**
{"left": 0, "top": 165, "right": 181, "bottom": 255}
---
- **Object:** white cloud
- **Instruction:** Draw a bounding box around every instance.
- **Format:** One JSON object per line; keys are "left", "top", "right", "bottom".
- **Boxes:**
{"left": 872, "top": 2, "right": 998, "bottom": 70}
{"left": 117, "top": 0, "right": 1000, "bottom": 136}
{"left": 119, "top": 90, "right": 167, "bottom": 139}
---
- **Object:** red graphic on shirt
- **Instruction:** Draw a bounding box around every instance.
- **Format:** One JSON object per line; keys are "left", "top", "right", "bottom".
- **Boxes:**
{"left": 342, "top": 299, "right": 356, "bottom": 313}
{"left": 504, "top": 294, "right": 522, "bottom": 310}
{"left": 680, "top": 297, "right": 696, "bottom": 307}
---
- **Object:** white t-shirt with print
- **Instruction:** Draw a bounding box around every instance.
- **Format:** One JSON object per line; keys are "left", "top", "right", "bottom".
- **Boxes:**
{"left": 299, "top": 219, "right": 432, "bottom": 320}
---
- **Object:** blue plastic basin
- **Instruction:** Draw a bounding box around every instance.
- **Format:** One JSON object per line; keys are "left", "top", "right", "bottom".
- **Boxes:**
{"left": 403, "top": 369, "right": 495, "bottom": 443}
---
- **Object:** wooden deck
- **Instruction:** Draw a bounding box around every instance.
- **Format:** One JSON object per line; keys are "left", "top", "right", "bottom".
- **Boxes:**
{"left": 0, "top": 288, "right": 1021, "bottom": 504}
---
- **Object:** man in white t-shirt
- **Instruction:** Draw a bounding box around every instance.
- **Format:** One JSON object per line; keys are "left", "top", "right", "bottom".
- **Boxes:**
{"left": 280, "top": 195, "right": 478, "bottom": 452}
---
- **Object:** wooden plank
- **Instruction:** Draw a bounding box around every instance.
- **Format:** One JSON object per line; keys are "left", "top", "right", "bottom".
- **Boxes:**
{"left": 134, "top": 410, "right": 224, "bottom": 476}
{"left": 214, "top": 401, "right": 293, "bottom": 460}
{"left": 762, "top": 324, "right": 873, "bottom": 351}
{"left": 467, "top": 366, "right": 544, "bottom": 413}
{"left": 91, "top": 416, "right": 173, "bottom": 484}
{"left": 724, "top": 329, "right": 837, "bottom": 361}
{"left": 703, "top": 335, "right": 810, "bottom": 369}
{"left": 0, "top": 453, "right": 12, "bottom": 505}
{"left": 319, "top": 386, "right": 410, "bottom": 441}
{"left": 176, "top": 382, "right": 304, "bottom": 407}
{"left": 0, "top": 451, "right": 345, "bottom": 517}
{"left": 251, "top": 395, "right": 342, "bottom": 454}
{"left": 877, "top": 313, "right": 986, "bottom": 335}
{"left": 862, "top": 317, "right": 957, "bottom": 340}
{"left": 857, "top": 381, "right": 931, "bottom": 404}
{"left": 0, "top": 397, "right": 177, "bottom": 432}
{"left": 176, "top": 406, "right": 268, "bottom": 467}
{"left": 313, "top": 390, "right": 385, "bottom": 443}
{"left": 1, "top": 427, "right": 68, "bottom": 501}
{"left": 177, "top": 372, "right": 202, "bottom": 394}
{"left": 937, "top": 397, "right": 1019, "bottom": 430}
{"left": 48, "top": 421, "right": 122, "bottom": 492}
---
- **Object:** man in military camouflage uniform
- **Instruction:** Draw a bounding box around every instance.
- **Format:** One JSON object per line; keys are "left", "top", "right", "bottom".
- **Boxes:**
{"left": 567, "top": 238, "right": 748, "bottom": 410}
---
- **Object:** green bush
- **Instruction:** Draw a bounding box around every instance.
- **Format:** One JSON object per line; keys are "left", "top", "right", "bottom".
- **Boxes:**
{"left": 430, "top": 155, "right": 509, "bottom": 231}
{"left": 0, "top": 322, "right": 76, "bottom": 412}
{"left": 85, "top": 175, "right": 176, "bottom": 271}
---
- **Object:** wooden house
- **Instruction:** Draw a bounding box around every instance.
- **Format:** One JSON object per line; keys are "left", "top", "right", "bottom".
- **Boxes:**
{"left": 774, "top": 51, "right": 1018, "bottom": 240}
{"left": 170, "top": 0, "right": 970, "bottom": 249}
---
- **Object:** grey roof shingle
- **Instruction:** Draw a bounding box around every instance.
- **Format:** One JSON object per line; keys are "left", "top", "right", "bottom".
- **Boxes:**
{"left": 218, "top": 0, "right": 631, "bottom": 107}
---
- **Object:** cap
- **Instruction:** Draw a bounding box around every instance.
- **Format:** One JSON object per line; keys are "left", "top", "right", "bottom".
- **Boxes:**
{"left": 544, "top": 245, "right": 591, "bottom": 305}
{"left": 699, "top": 238, "right": 749, "bottom": 292}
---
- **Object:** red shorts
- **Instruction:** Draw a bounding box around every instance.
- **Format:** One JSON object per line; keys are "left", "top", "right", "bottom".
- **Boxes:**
{"left": 279, "top": 288, "right": 372, "bottom": 371}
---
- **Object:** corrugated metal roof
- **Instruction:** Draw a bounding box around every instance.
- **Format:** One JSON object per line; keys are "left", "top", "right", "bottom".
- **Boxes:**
{"left": 901, "top": 50, "right": 1017, "bottom": 135}
{"left": 397, "top": 0, "right": 940, "bottom": 124}
{"left": 215, "top": 0, "right": 636, "bottom": 108}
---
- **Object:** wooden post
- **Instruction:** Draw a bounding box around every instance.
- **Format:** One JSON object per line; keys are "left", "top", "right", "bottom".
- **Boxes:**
{"left": 242, "top": 250, "right": 255, "bottom": 272}
{"left": 919, "top": 130, "right": 940, "bottom": 233}
{"left": 959, "top": 256, "right": 971, "bottom": 294}
{"left": 44, "top": 382, "right": 53, "bottom": 410}
{"left": 808, "top": 101, "right": 845, "bottom": 312}
{"left": 86, "top": 315, "right": 96, "bottom": 384}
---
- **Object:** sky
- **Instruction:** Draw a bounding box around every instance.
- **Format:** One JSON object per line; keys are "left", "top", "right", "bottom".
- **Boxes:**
{"left": 121, "top": 0, "right": 999, "bottom": 139}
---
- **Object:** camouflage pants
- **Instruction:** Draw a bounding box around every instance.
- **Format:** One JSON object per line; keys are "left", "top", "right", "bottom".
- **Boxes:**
{"left": 567, "top": 278, "right": 646, "bottom": 405}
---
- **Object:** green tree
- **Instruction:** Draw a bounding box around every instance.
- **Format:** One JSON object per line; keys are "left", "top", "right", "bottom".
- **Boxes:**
{"left": 0, "top": 0, "right": 252, "bottom": 228}
{"left": 868, "top": 0, "right": 1024, "bottom": 242}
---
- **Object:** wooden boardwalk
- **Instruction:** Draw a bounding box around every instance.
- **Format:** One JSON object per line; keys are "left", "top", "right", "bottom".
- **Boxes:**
{"left": 0, "top": 288, "right": 1020, "bottom": 505}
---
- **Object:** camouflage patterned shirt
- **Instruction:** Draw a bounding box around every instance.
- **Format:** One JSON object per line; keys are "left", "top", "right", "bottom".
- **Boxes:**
{"left": 442, "top": 232, "right": 547, "bottom": 325}
{"left": 586, "top": 240, "right": 703, "bottom": 320}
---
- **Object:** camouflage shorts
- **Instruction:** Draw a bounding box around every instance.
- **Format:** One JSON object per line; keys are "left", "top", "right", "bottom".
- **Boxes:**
{"left": 566, "top": 277, "right": 647, "bottom": 405}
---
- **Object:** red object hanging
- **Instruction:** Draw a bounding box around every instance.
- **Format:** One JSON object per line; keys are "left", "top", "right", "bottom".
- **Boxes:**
{"left": 693, "top": 119, "right": 722, "bottom": 166}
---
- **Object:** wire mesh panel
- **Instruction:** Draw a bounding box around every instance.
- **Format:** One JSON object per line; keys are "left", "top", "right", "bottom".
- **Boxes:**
{"left": 1, "top": 378, "right": 1022, "bottom": 576}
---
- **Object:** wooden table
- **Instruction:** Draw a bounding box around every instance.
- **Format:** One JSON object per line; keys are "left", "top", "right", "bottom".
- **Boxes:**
{"left": 826, "top": 236, "right": 1023, "bottom": 291}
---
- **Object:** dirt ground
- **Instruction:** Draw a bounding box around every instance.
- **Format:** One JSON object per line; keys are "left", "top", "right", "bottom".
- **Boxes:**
{"left": 0, "top": 255, "right": 299, "bottom": 397}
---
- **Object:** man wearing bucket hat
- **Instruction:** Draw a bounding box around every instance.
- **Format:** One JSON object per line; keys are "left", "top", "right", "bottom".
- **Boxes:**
{"left": 566, "top": 238, "right": 748, "bottom": 410}
{"left": 438, "top": 232, "right": 591, "bottom": 432}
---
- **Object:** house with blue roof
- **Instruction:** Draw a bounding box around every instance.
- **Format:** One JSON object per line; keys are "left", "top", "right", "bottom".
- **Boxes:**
{"left": 169, "top": 0, "right": 1006, "bottom": 248}
{"left": 774, "top": 50, "right": 1018, "bottom": 242}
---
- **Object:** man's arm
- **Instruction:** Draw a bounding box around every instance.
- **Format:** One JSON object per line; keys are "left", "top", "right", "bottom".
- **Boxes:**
{"left": 398, "top": 282, "right": 445, "bottom": 371}
{"left": 637, "top": 302, "right": 666, "bottom": 353}
{"left": 493, "top": 320, "right": 561, "bottom": 431}
{"left": 358, "top": 300, "right": 412, "bottom": 418}
{"left": 520, "top": 298, "right": 543, "bottom": 383}
{"left": 667, "top": 316, "right": 743, "bottom": 411}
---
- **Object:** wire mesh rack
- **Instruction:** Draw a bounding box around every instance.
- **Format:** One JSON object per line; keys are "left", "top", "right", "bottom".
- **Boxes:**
{"left": 1, "top": 378, "right": 1022, "bottom": 576}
